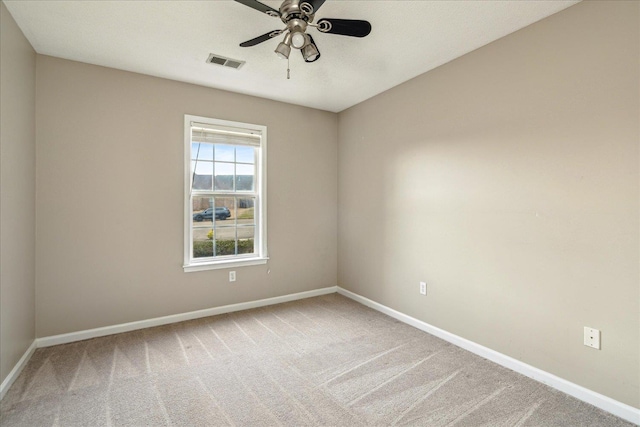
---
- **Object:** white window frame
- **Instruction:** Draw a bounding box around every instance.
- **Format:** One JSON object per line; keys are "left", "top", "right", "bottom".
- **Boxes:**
{"left": 183, "top": 115, "right": 268, "bottom": 272}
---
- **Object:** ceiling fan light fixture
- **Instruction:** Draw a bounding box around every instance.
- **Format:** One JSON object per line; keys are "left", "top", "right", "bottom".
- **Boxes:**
{"left": 302, "top": 40, "right": 320, "bottom": 62}
{"left": 291, "top": 31, "right": 306, "bottom": 49}
{"left": 275, "top": 42, "right": 291, "bottom": 59}
{"left": 274, "top": 32, "right": 292, "bottom": 59}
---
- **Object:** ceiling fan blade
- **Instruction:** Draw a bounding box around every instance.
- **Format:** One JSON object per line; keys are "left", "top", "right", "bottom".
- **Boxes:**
{"left": 316, "top": 18, "right": 372, "bottom": 38}
{"left": 233, "top": 0, "right": 280, "bottom": 17}
{"left": 300, "top": 0, "right": 327, "bottom": 14}
{"left": 239, "top": 30, "right": 283, "bottom": 47}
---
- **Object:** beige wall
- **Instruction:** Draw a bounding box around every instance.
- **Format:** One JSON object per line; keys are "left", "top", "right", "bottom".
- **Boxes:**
{"left": 35, "top": 56, "right": 338, "bottom": 337}
{"left": 338, "top": 0, "right": 639, "bottom": 408}
{"left": 0, "top": 2, "right": 37, "bottom": 384}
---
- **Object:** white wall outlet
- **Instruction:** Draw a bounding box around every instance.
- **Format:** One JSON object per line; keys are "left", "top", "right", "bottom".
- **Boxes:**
{"left": 229, "top": 271, "right": 236, "bottom": 282}
{"left": 419, "top": 281, "right": 427, "bottom": 295}
{"left": 584, "top": 327, "right": 600, "bottom": 349}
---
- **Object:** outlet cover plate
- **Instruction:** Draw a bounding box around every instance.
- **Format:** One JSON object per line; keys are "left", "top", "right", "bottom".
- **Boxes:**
{"left": 229, "top": 271, "right": 236, "bottom": 282}
{"left": 419, "top": 282, "right": 427, "bottom": 295}
{"left": 584, "top": 327, "right": 600, "bottom": 349}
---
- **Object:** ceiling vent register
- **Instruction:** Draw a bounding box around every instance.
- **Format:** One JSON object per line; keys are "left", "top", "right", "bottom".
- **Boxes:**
{"left": 206, "top": 53, "right": 245, "bottom": 69}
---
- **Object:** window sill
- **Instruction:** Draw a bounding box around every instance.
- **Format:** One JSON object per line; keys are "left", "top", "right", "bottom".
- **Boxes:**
{"left": 183, "top": 256, "right": 268, "bottom": 272}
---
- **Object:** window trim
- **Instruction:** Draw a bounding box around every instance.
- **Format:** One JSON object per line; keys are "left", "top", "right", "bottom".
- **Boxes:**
{"left": 183, "top": 115, "right": 268, "bottom": 272}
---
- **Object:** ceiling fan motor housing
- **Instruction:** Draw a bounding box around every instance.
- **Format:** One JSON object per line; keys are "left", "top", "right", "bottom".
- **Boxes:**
{"left": 280, "top": 0, "right": 315, "bottom": 23}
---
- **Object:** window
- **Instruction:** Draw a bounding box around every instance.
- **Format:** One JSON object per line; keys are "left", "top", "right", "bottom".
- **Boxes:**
{"left": 184, "top": 115, "right": 267, "bottom": 272}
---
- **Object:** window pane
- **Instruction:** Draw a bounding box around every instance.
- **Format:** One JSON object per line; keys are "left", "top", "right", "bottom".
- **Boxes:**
{"left": 238, "top": 227, "right": 255, "bottom": 255}
{"left": 237, "top": 198, "right": 255, "bottom": 226}
{"left": 214, "top": 162, "right": 234, "bottom": 191}
{"left": 213, "top": 225, "right": 235, "bottom": 241}
{"left": 215, "top": 145, "right": 235, "bottom": 162}
{"left": 192, "top": 197, "right": 213, "bottom": 226}
{"left": 192, "top": 142, "right": 213, "bottom": 161}
{"left": 236, "top": 164, "right": 254, "bottom": 192}
{"left": 236, "top": 146, "right": 255, "bottom": 164}
{"left": 193, "top": 228, "right": 213, "bottom": 258}
{"left": 214, "top": 197, "right": 235, "bottom": 227}
{"left": 215, "top": 231, "right": 236, "bottom": 256}
{"left": 193, "top": 162, "right": 213, "bottom": 190}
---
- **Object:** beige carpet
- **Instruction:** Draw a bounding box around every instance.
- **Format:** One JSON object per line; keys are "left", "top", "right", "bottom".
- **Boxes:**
{"left": 0, "top": 294, "right": 633, "bottom": 426}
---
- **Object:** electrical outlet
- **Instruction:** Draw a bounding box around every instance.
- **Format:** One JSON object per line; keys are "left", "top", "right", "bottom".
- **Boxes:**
{"left": 229, "top": 271, "right": 236, "bottom": 282}
{"left": 419, "top": 281, "right": 427, "bottom": 295}
{"left": 584, "top": 327, "right": 600, "bottom": 350}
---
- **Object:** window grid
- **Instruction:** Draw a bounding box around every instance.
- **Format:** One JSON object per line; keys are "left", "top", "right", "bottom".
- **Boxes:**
{"left": 191, "top": 196, "right": 258, "bottom": 260}
{"left": 189, "top": 140, "right": 258, "bottom": 260}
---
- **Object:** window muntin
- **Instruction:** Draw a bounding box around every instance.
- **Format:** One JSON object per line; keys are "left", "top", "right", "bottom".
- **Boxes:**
{"left": 184, "top": 116, "right": 267, "bottom": 271}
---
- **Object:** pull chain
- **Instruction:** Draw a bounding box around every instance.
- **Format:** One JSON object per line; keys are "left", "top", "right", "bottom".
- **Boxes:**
{"left": 287, "top": 55, "right": 291, "bottom": 80}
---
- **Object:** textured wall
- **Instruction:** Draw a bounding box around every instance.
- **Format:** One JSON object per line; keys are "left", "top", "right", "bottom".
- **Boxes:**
{"left": 0, "top": 2, "right": 37, "bottom": 385}
{"left": 338, "top": 1, "right": 639, "bottom": 407}
{"left": 35, "top": 56, "right": 337, "bottom": 337}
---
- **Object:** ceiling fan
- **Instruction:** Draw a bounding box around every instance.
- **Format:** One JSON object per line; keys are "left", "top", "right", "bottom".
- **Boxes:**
{"left": 234, "top": 0, "right": 372, "bottom": 63}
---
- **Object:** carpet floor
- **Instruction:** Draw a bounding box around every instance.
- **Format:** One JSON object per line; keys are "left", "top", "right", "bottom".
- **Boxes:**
{"left": 0, "top": 293, "right": 633, "bottom": 426}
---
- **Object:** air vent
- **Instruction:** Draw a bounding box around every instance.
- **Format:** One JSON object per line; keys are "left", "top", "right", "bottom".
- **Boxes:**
{"left": 206, "top": 53, "right": 245, "bottom": 70}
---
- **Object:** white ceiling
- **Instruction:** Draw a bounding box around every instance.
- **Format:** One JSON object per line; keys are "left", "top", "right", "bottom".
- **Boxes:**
{"left": 4, "top": 0, "right": 579, "bottom": 113}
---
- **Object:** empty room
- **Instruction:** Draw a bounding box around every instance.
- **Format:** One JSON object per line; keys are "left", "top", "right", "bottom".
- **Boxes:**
{"left": 1, "top": 0, "right": 638, "bottom": 425}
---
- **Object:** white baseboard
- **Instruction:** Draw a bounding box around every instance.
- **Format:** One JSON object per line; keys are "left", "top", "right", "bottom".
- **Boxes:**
{"left": 337, "top": 287, "right": 640, "bottom": 426}
{"left": 0, "top": 340, "right": 37, "bottom": 401}
{"left": 37, "top": 286, "right": 338, "bottom": 348}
